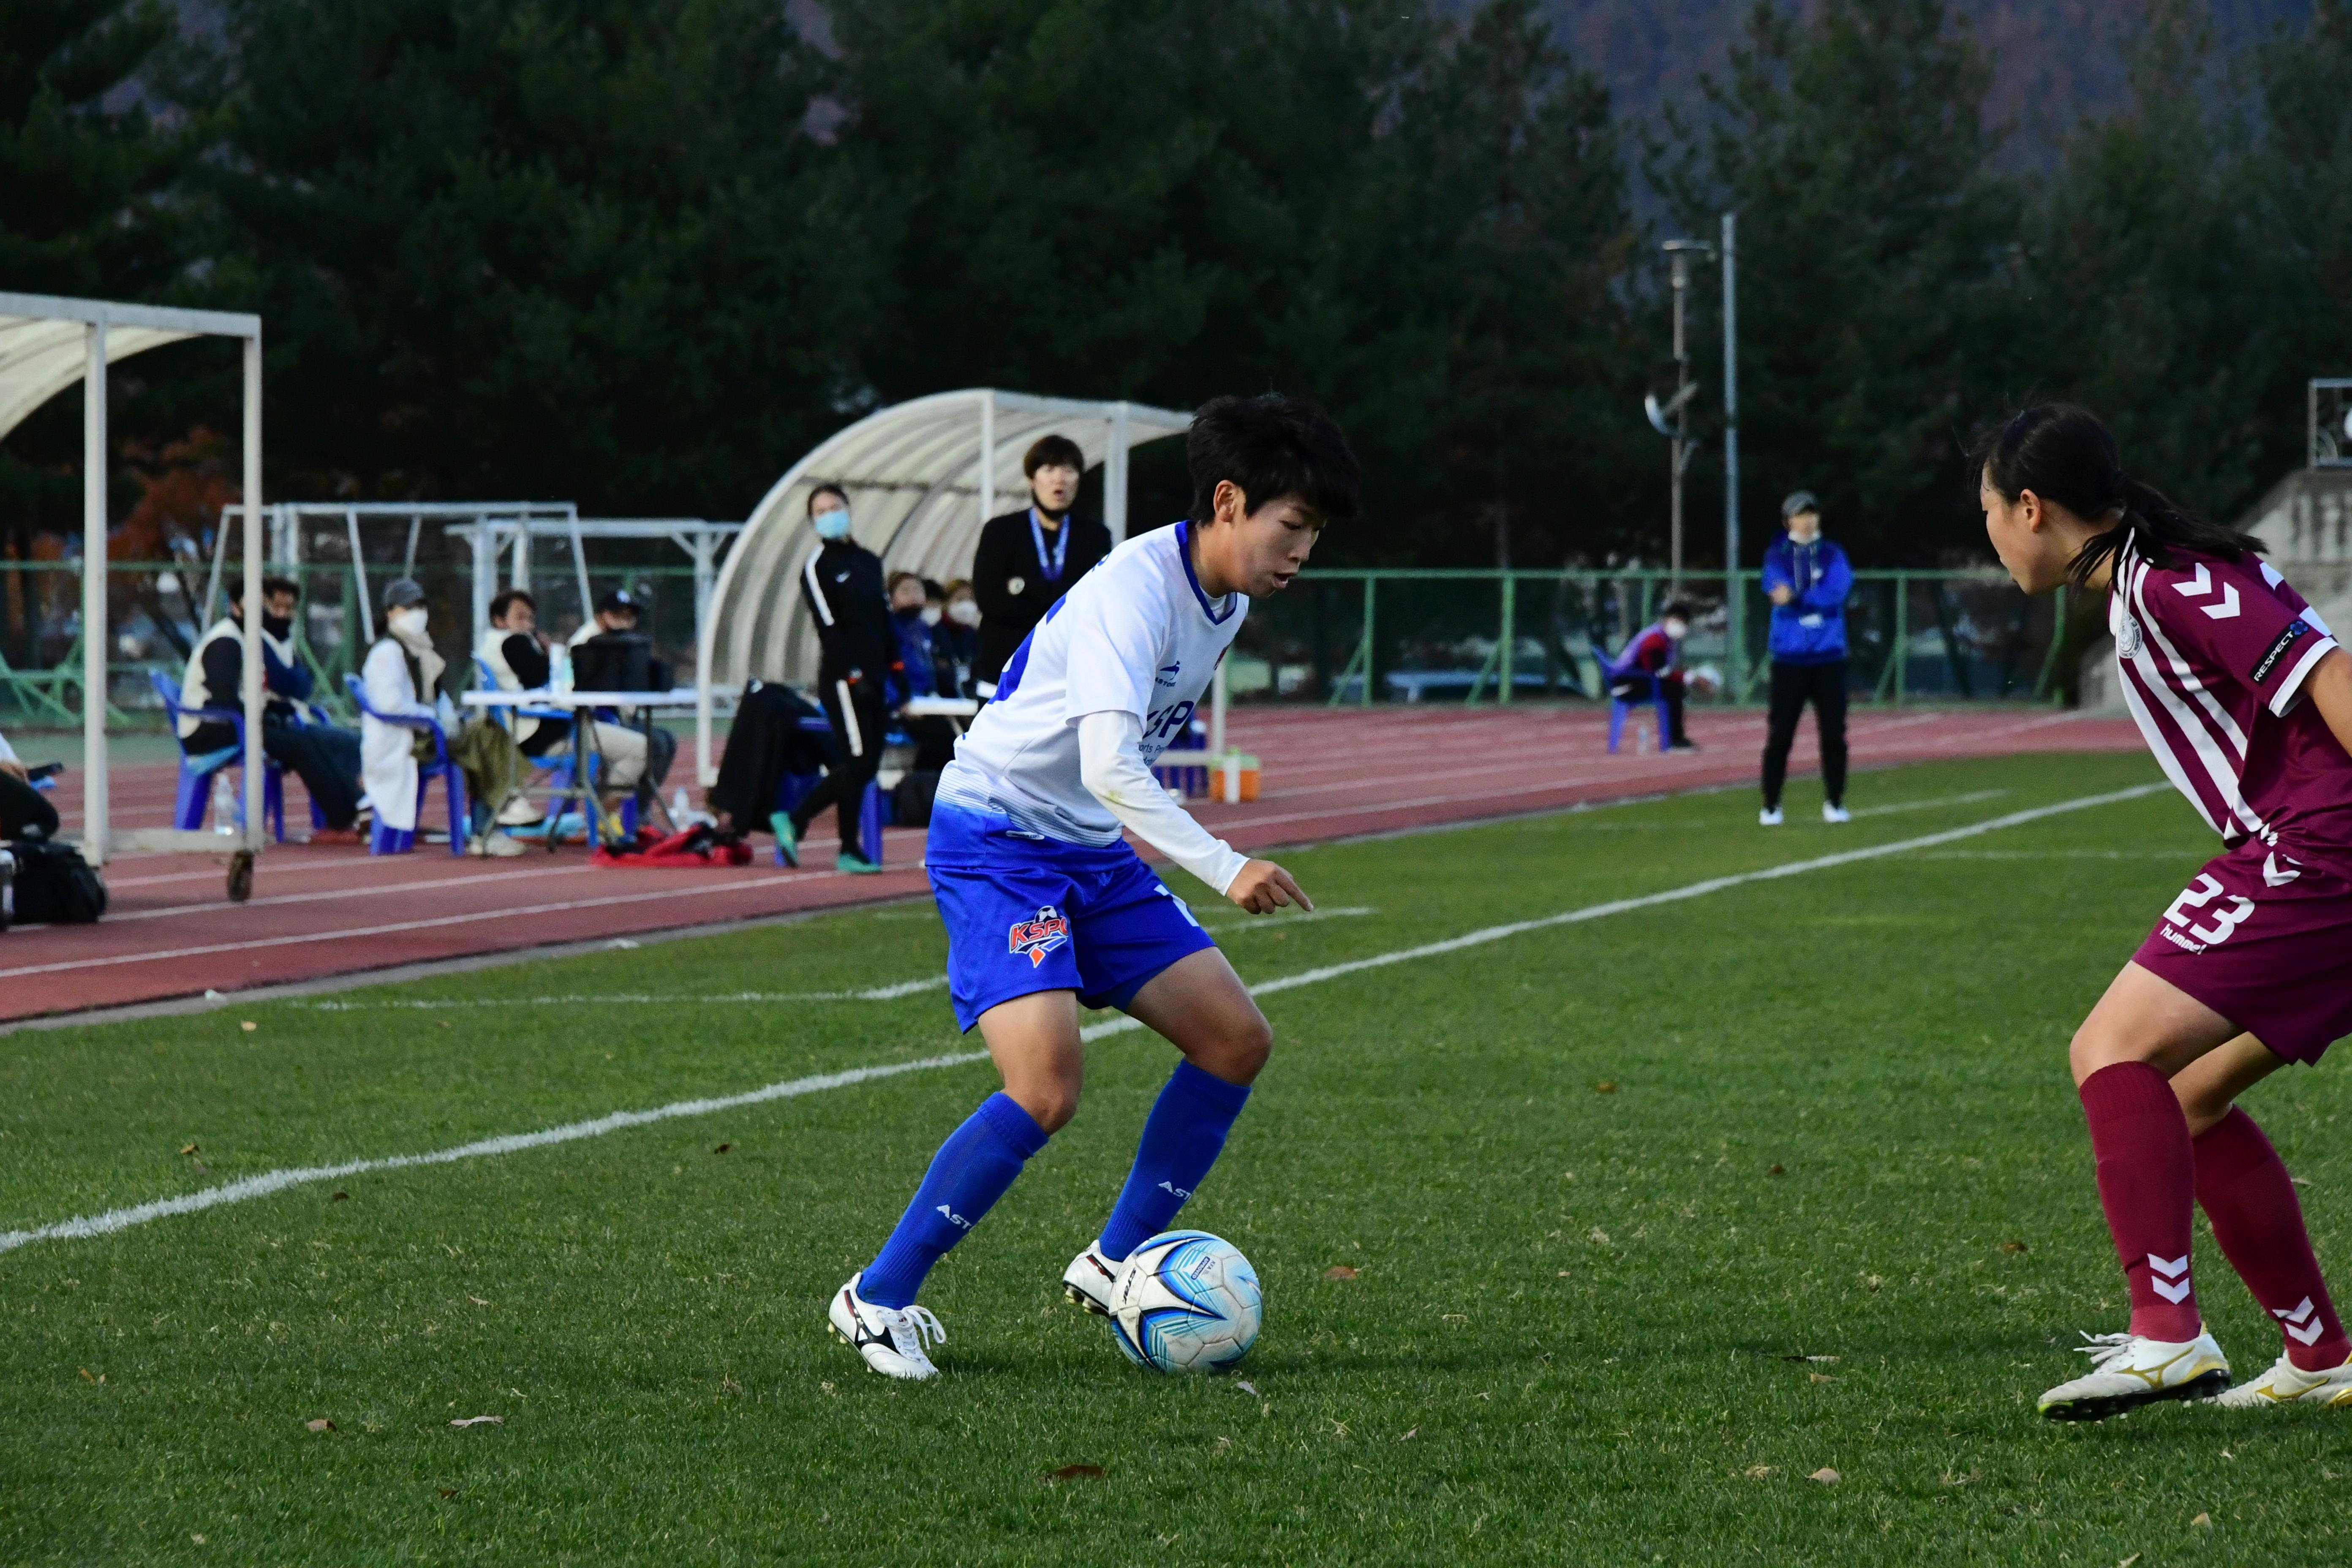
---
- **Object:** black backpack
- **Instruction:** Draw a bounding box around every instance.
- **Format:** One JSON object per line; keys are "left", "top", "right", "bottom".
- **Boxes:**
{"left": 4, "top": 838, "right": 108, "bottom": 926}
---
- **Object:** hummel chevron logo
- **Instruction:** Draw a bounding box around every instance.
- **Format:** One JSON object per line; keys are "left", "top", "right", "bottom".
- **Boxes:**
{"left": 2172, "top": 563, "right": 2241, "bottom": 618}
{"left": 2265, "top": 852, "right": 2303, "bottom": 887}
{"left": 936, "top": 1203, "right": 972, "bottom": 1230}
{"left": 2149, "top": 1253, "right": 2193, "bottom": 1304}
{"left": 2276, "top": 1296, "right": 2326, "bottom": 1345}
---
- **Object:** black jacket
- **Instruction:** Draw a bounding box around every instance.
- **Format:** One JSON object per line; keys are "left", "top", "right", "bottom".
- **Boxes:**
{"left": 970, "top": 508, "right": 1111, "bottom": 684}
{"left": 800, "top": 538, "right": 898, "bottom": 688}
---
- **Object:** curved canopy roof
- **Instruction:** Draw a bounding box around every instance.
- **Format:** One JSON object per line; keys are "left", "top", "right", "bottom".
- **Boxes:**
{"left": 705, "top": 389, "right": 1190, "bottom": 689}
{"left": 0, "top": 292, "right": 259, "bottom": 442}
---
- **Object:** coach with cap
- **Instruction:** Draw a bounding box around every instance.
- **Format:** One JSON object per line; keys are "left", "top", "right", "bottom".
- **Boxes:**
{"left": 1759, "top": 490, "right": 1854, "bottom": 826}
{"left": 969, "top": 433, "right": 1111, "bottom": 696}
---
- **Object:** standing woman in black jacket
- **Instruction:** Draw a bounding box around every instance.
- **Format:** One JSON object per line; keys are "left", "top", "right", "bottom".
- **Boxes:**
{"left": 969, "top": 434, "right": 1112, "bottom": 695}
{"left": 785, "top": 484, "right": 900, "bottom": 874}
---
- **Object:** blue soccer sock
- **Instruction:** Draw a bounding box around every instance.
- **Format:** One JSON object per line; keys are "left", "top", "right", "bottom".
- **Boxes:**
{"left": 1098, "top": 1061, "right": 1253, "bottom": 1262}
{"left": 860, "top": 1092, "right": 1050, "bottom": 1309}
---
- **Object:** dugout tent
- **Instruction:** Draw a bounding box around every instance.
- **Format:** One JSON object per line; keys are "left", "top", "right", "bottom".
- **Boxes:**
{"left": 0, "top": 292, "right": 265, "bottom": 864}
{"left": 695, "top": 389, "right": 1191, "bottom": 781}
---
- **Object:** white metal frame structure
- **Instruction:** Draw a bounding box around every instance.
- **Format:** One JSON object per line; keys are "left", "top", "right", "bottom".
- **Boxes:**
{"left": 697, "top": 389, "right": 1190, "bottom": 782}
{"left": 0, "top": 291, "right": 264, "bottom": 863}
{"left": 442, "top": 516, "right": 741, "bottom": 649}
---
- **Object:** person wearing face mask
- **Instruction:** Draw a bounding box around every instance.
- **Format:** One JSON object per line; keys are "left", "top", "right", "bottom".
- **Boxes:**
{"left": 969, "top": 434, "right": 1113, "bottom": 697}
{"left": 1601, "top": 600, "right": 1698, "bottom": 751}
{"left": 177, "top": 576, "right": 368, "bottom": 841}
{"left": 1759, "top": 490, "right": 1855, "bottom": 825}
{"left": 785, "top": 484, "right": 900, "bottom": 872}
{"left": 360, "top": 579, "right": 530, "bottom": 855}
{"left": 936, "top": 579, "right": 981, "bottom": 698}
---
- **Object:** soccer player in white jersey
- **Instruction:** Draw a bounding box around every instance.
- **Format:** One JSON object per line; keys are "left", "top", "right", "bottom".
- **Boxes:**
{"left": 828, "top": 394, "right": 1360, "bottom": 1380}
{"left": 1982, "top": 405, "right": 2352, "bottom": 1419}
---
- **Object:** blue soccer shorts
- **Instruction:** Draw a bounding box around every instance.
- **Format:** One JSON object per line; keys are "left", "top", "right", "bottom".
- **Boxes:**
{"left": 926, "top": 803, "right": 1217, "bottom": 1032}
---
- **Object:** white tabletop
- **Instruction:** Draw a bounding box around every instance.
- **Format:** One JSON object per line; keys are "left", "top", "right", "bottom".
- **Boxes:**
{"left": 463, "top": 687, "right": 703, "bottom": 710}
{"left": 902, "top": 697, "right": 981, "bottom": 717}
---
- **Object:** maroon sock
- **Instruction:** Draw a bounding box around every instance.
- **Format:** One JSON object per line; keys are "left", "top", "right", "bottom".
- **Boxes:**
{"left": 2195, "top": 1107, "right": 2351, "bottom": 1370}
{"left": 2078, "top": 1062, "right": 2202, "bottom": 1340}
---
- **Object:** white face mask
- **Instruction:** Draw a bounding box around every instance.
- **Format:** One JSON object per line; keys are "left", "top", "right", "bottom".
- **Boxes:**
{"left": 947, "top": 599, "right": 980, "bottom": 628}
{"left": 1663, "top": 618, "right": 1688, "bottom": 640}
{"left": 389, "top": 607, "right": 429, "bottom": 638}
{"left": 919, "top": 605, "right": 943, "bottom": 626}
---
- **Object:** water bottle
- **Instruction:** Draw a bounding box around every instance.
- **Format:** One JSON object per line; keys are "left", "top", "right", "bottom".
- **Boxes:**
{"left": 211, "top": 773, "right": 237, "bottom": 835}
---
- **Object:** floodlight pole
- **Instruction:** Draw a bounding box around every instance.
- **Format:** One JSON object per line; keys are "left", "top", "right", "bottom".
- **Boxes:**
{"left": 241, "top": 333, "right": 265, "bottom": 851}
{"left": 1661, "top": 239, "right": 1715, "bottom": 593}
{"left": 1722, "top": 212, "right": 1742, "bottom": 699}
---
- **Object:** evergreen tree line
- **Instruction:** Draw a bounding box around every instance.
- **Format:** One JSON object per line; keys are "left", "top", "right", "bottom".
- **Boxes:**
{"left": 5, "top": 0, "right": 2351, "bottom": 570}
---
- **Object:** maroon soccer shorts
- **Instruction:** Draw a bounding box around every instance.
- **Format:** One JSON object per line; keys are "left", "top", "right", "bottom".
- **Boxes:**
{"left": 2134, "top": 837, "right": 2352, "bottom": 1064}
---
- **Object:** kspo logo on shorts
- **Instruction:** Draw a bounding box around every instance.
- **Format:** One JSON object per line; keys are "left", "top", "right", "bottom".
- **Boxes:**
{"left": 2161, "top": 873, "right": 2256, "bottom": 953}
{"left": 1008, "top": 905, "right": 1072, "bottom": 967}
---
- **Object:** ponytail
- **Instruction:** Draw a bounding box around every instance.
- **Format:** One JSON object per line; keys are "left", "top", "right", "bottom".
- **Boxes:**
{"left": 1971, "top": 405, "right": 2263, "bottom": 588}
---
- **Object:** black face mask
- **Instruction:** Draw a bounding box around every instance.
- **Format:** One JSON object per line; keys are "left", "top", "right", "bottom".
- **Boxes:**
{"left": 262, "top": 614, "right": 294, "bottom": 640}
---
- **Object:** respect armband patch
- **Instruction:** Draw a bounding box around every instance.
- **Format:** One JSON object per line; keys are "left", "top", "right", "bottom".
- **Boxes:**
{"left": 2251, "top": 618, "right": 2312, "bottom": 684}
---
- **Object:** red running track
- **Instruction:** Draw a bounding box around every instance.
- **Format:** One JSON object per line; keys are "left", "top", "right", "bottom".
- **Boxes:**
{"left": 0, "top": 705, "right": 2140, "bottom": 1021}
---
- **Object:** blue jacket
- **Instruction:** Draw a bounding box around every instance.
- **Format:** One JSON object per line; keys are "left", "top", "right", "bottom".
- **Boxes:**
{"left": 1761, "top": 534, "right": 1852, "bottom": 664}
{"left": 890, "top": 608, "right": 937, "bottom": 704}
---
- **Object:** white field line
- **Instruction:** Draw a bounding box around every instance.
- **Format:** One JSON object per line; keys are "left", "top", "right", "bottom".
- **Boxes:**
{"left": 0, "top": 1051, "right": 991, "bottom": 1254}
{"left": 1847, "top": 789, "right": 2009, "bottom": 818}
{"left": 1912, "top": 848, "right": 2204, "bottom": 861}
{"left": 0, "top": 784, "right": 2167, "bottom": 1254}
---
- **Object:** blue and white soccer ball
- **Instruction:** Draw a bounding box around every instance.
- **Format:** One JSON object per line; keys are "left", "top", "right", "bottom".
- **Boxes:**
{"left": 1108, "top": 1230, "right": 1262, "bottom": 1373}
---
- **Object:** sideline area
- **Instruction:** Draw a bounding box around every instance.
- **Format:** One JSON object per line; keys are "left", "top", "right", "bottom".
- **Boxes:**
{"left": 0, "top": 705, "right": 2139, "bottom": 1021}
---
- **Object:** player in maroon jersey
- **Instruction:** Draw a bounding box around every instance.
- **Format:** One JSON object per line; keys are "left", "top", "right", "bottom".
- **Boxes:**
{"left": 1979, "top": 405, "right": 2352, "bottom": 1418}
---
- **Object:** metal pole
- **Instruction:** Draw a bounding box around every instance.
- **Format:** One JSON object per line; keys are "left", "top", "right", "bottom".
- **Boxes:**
{"left": 241, "top": 333, "right": 265, "bottom": 850}
{"left": 1107, "top": 401, "right": 1131, "bottom": 543}
{"left": 1669, "top": 250, "right": 1691, "bottom": 589}
{"left": 81, "top": 322, "right": 108, "bottom": 865}
{"left": 1721, "top": 211, "right": 1741, "bottom": 701}
{"left": 1361, "top": 576, "right": 1375, "bottom": 707}
{"left": 1497, "top": 573, "right": 1515, "bottom": 705}
{"left": 346, "top": 509, "right": 374, "bottom": 644}
{"left": 979, "top": 391, "right": 996, "bottom": 532}
{"left": 1210, "top": 659, "right": 1227, "bottom": 755}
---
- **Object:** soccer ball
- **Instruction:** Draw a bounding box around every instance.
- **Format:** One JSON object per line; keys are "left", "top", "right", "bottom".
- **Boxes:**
{"left": 1108, "top": 1230, "right": 1262, "bottom": 1373}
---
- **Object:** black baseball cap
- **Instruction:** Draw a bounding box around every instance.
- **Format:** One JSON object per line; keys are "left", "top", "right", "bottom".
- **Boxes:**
{"left": 596, "top": 588, "right": 639, "bottom": 615}
{"left": 382, "top": 577, "right": 427, "bottom": 610}
{"left": 1780, "top": 490, "right": 1820, "bottom": 520}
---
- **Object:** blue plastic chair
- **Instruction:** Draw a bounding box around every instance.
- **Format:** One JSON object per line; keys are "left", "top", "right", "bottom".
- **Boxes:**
{"left": 150, "top": 670, "right": 291, "bottom": 840}
{"left": 1151, "top": 715, "right": 1211, "bottom": 797}
{"left": 1593, "top": 644, "right": 1673, "bottom": 755}
{"left": 774, "top": 714, "right": 885, "bottom": 866}
{"left": 344, "top": 673, "right": 467, "bottom": 856}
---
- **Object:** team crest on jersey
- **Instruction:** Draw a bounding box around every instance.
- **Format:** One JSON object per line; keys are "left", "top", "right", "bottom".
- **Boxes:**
{"left": 1007, "top": 905, "right": 1072, "bottom": 967}
{"left": 2117, "top": 614, "right": 2144, "bottom": 661}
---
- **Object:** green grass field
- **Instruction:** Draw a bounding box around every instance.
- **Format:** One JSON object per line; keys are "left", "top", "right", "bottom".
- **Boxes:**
{"left": 8, "top": 751, "right": 2352, "bottom": 1564}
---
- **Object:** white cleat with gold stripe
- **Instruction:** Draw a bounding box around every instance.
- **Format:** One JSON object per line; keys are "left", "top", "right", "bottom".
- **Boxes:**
{"left": 2039, "top": 1330, "right": 2231, "bottom": 1421}
{"left": 2210, "top": 1348, "right": 2352, "bottom": 1408}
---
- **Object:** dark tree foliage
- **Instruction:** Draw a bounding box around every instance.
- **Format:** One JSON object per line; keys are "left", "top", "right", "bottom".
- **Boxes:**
{"left": 1650, "top": 0, "right": 2021, "bottom": 566}
{"left": 203, "top": 0, "right": 876, "bottom": 511}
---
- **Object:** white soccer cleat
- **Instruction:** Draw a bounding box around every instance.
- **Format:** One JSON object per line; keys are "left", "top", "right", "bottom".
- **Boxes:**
{"left": 1062, "top": 1239, "right": 1120, "bottom": 1316}
{"left": 1759, "top": 807, "right": 1784, "bottom": 827}
{"left": 2210, "top": 1348, "right": 2352, "bottom": 1408}
{"left": 828, "top": 1273, "right": 945, "bottom": 1380}
{"left": 2038, "top": 1329, "right": 2231, "bottom": 1421}
{"left": 1821, "top": 803, "right": 1850, "bottom": 824}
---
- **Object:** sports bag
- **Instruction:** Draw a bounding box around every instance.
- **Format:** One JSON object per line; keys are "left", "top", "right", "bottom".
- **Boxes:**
{"left": 7, "top": 838, "right": 107, "bottom": 924}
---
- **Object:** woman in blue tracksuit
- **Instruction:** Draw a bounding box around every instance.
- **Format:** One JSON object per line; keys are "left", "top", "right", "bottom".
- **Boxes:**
{"left": 1759, "top": 490, "right": 1854, "bottom": 825}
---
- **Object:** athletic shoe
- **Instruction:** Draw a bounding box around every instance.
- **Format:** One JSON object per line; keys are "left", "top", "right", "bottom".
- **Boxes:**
{"left": 1759, "top": 807, "right": 1784, "bottom": 827}
{"left": 770, "top": 812, "right": 799, "bottom": 867}
{"left": 2210, "top": 1348, "right": 2352, "bottom": 1408}
{"left": 827, "top": 1273, "right": 945, "bottom": 1380}
{"left": 225, "top": 847, "right": 254, "bottom": 905}
{"left": 468, "top": 833, "right": 527, "bottom": 858}
{"left": 1668, "top": 738, "right": 1701, "bottom": 752}
{"left": 2038, "top": 1330, "right": 2231, "bottom": 1421}
{"left": 1062, "top": 1239, "right": 1120, "bottom": 1315}
{"left": 837, "top": 851, "right": 883, "bottom": 875}
{"left": 1822, "top": 803, "right": 1851, "bottom": 824}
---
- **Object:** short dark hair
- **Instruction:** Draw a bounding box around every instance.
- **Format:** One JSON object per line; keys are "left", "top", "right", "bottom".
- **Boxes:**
{"left": 1024, "top": 435, "right": 1084, "bottom": 478}
{"left": 806, "top": 482, "right": 849, "bottom": 515}
{"left": 1186, "top": 394, "right": 1360, "bottom": 527}
{"left": 886, "top": 570, "right": 923, "bottom": 596}
{"left": 233, "top": 575, "right": 302, "bottom": 604}
{"left": 1662, "top": 600, "right": 1698, "bottom": 623}
{"left": 490, "top": 588, "right": 537, "bottom": 621}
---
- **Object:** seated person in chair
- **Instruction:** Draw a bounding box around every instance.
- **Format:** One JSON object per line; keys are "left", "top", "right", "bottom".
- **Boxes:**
{"left": 570, "top": 587, "right": 672, "bottom": 829}
{"left": 1603, "top": 601, "right": 1696, "bottom": 751}
{"left": 888, "top": 571, "right": 958, "bottom": 772}
{"left": 362, "top": 579, "right": 530, "bottom": 856}
{"left": 178, "top": 575, "right": 367, "bottom": 841}
{"left": 0, "top": 725, "right": 60, "bottom": 842}
{"left": 476, "top": 589, "right": 572, "bottom": 826}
